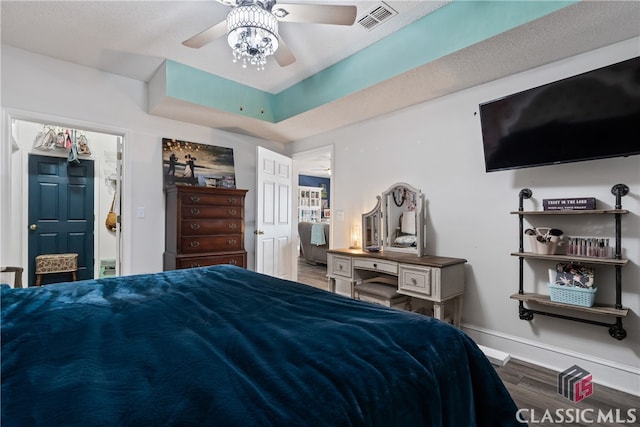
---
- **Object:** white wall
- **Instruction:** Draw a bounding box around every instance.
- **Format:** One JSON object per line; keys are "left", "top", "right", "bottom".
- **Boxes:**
{"left": 1, "top": 45, "right": 285, "bottom": 276}
{"left": 289, "top": 38, "right": 640, "bottom": 395}
{"left": 2, "top": 40, "right": 638, "bottom": 394}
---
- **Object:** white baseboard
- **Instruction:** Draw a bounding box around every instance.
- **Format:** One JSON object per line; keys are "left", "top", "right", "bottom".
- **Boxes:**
{"left": 478, "top": 344, "right": 511, "bottom": 366}
{"left": 462, "top": 323, "right": 640, "bottom": 397}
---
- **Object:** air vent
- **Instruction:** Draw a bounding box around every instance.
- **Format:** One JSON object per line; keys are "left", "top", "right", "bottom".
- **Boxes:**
{"left": 357, "top": 2, "right": 397, "bottom": 30}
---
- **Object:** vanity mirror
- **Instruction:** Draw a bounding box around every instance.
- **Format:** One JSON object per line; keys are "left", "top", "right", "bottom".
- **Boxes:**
{"left": 361, "top": 196, "right": 382, "bottom": 251}
{"left": 361, "top": 183, "right": 426, "bottom": 256}
{"left": 381, "top": 183, "right": 426, "bottom": 256}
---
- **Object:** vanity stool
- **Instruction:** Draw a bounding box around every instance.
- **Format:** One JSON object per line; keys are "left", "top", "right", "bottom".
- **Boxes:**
{"left": 354, "top": 281, "right": 411, "bottom": 310}
{"left": 35, "top": 253, "right": 78, "bottom": 286}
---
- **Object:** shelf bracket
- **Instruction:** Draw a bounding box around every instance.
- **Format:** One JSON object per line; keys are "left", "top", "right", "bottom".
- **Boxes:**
{"left": 518, "top": 302, "right": 534, "bottom": 321}
{"left": 611, "top": 183, "right": 629, "bottom": 206}
{"left": 519, "top": 305, "right": 626, "bottom": 340}
{"left": 517, "top": 188, "right": 532, "bottom": 253}
{"left": 609, "top": 318, "right": 627, "bottom": 341}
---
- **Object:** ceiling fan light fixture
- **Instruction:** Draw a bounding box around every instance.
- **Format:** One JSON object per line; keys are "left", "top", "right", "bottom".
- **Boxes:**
{"left": 227, "top": 5, "right": 279, "bottom": 70}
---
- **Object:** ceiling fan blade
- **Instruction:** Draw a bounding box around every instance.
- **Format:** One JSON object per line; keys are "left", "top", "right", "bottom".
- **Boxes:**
{"left": 274, "top": 4, "right": 357, "bottom": 25}
{"left": 182, "top": 21, "right": 227, "bottom": 49}
{"left": 274, "top": 37, "right": 296, "bottom": 67}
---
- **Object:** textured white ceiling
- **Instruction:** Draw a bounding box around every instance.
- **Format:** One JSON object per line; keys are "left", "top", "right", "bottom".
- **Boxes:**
{"left": 2, "top": 1, "right": 639, "bottom": 144}
{"left": 0, "top": 1, "right": 447, "bottom": 92}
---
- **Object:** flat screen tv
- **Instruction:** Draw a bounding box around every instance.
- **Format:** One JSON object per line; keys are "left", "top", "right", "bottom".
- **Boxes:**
{"left": 479, "top": 57, "right": 640, "bottom": 172}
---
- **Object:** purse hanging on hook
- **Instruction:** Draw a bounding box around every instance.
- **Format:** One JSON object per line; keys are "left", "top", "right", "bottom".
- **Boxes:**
{"left": 105, "top": 193, "right": 117, "bottom": 232}
{"left": 77, "top": 132, "right": 92, "bottom": 155}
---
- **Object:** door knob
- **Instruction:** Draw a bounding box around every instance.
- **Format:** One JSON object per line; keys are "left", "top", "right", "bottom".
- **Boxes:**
{"left": 29, "top": 224, "right": 37, "bottom": 231}
{"left": 254, "top": 230, "right": 264, "bottom": 235}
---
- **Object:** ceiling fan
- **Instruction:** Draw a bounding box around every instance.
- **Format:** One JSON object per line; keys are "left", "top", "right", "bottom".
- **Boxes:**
{"left": 182, "top": 0, "right": 357, "bottom": 70}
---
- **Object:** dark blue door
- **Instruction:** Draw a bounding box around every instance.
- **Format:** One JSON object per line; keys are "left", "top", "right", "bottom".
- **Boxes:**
{"left": 28, "top": 154, "right": 95, "bottom": 285}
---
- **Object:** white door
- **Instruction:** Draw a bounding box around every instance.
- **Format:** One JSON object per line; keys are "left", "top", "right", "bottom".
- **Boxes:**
{"left": 115, "top": 136, "right": 123, "bottom": 276}
{"left": 255, "top": 147, "right": 292, "bottom": 279}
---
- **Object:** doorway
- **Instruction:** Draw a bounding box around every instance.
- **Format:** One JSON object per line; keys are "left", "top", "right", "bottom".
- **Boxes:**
{"left": 292, "top": 146, "right": 333, "bottom": 284}
{"left": 10, "top": 116, "right": 123, "bottom": 286}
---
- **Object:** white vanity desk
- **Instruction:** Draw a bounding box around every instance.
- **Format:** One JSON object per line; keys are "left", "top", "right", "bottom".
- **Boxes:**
{"left": 327, "top": 248, "right": 467, "bottom": 327}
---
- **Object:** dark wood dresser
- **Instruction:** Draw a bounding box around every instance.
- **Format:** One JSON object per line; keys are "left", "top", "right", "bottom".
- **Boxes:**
{"left": 163, "top": 185, "right": 248, "bottom": 270}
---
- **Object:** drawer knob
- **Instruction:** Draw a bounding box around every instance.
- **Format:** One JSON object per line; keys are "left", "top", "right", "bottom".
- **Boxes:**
{"left": 411, "top": 278, "right": 417, "bottom": 285}
{"left": 190, "top": 263, "right": 201, "bottom": 268}
{"left": 338, "top": 265, "right": 343, "bottom": 270}
{"left": 190, "top": 223, "right": 201, "bottom": 230}
{"left": 189, "top": 241, "right": 200, "bottom": 248}
{"left": 228, "top": 223, "right": 237, "bottom": 229}
{"left": 190, "top": 196, "right": 201, "bottom": 202}
{"left": 373, "top": 263, "right": 378, "bottom": 269}
{"left": 190, "top": 208, "right": 200, "bottom": 215}
{"left": 228, "top": 239, "right": 237, "bottom": 245}
{"left": 228, "top": 209, "right": 237, "bottom": 216}
{"left": 228, "top": 198, "right": 237, "bottom": 204}
{"left": 229, "top": 260, "right": 238, "bottom": 265}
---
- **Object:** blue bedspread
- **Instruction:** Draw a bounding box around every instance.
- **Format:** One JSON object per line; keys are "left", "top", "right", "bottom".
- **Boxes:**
{"left": 1, "top": 265, "right": 523, "bottom": 426}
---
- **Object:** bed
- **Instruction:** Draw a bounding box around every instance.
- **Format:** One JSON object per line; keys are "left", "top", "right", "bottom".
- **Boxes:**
{"left": 1, "top": 265, "right": 523, "bottom": 426}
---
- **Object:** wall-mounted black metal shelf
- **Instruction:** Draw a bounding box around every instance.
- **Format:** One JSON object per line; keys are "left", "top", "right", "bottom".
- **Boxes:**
{"left": 512, "top": 184, "right": 629, "bottom": 340}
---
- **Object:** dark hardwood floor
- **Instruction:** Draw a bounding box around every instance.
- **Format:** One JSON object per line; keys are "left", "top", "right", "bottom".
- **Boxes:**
{"left": 295, "top": 258, "right": 639, "bottom": 426}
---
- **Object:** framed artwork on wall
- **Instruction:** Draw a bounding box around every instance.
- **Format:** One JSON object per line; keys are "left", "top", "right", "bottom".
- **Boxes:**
{"left": 162, "top": 138, "right": 236, "bottom": 188}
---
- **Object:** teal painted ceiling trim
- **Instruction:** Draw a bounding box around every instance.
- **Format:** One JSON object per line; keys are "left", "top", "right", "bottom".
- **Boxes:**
{"left": 165, "top": 60, "right": 278, "bottom": 122}
{"left": 273, "top": 0, "right": 576, "bottom": 119}
{"left": 163, "top": 1, "right": 576, "bottom": 123}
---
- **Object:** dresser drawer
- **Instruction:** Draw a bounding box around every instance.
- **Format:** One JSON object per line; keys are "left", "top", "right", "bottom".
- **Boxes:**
{"left": 179, "top": 193, "right": 244, "bottom": 207}
{"left": 328, "top": 254, "right": 352, "bottom": 279}
{"left": 181, "top": 219, "right": 242, "bottom": 235}
{"left": 176, "top": 253, "right": 246, "bottom": 269}
{"left": 398, "top": 265, "right": 437, "bottom": 299}
{"left": 181, "top": 205, "right": 243, "bottom": 219}
{"left": 179, "top": 235, "right": 243, "bottom": 253}
{"left": 353, "top": 258, "right": 397, "bottom": 275}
